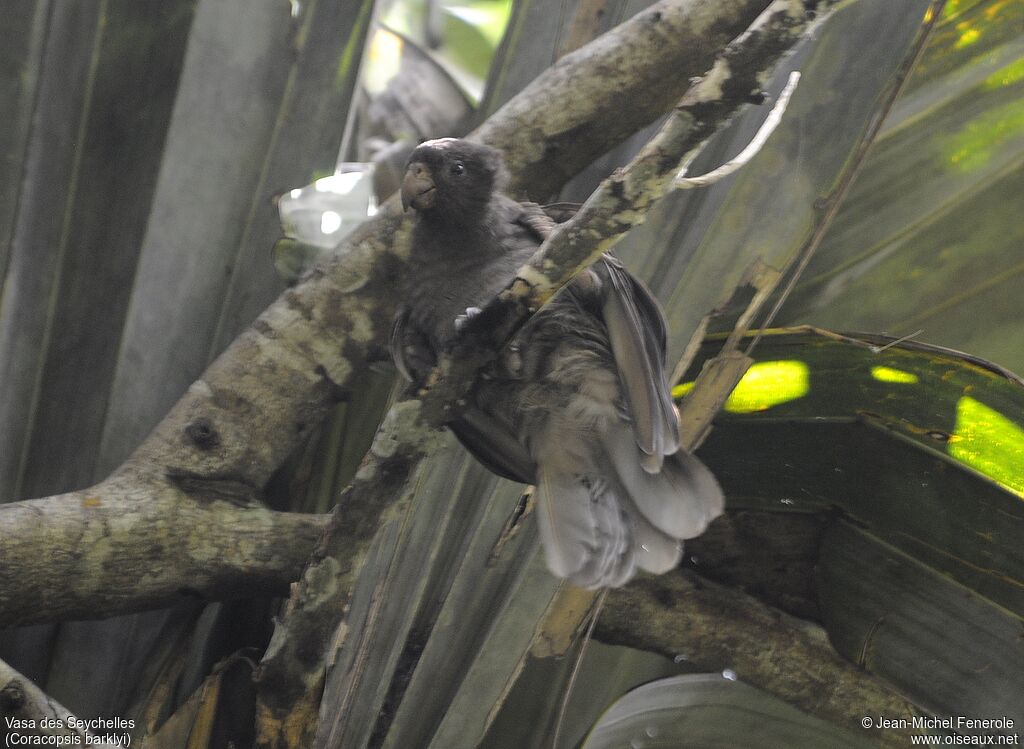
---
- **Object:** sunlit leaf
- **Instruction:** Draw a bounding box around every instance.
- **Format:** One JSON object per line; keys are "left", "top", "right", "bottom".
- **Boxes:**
{"left": 949, "top": 395, "right": 1024, "bottom": 496}
{"left": 682, "top": 327, "right": 1024, "bottom": 616}
{"left": 682, "top": 329, "right": 1024, "bottom": 735}
{"left": 871, "top": 365, "right": 920, "bottom": 384}
{"left": 676, "top": 360, "right": 810, "bottom": 414}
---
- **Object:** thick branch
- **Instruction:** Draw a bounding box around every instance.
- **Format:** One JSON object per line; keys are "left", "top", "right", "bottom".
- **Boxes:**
{"left": 479, "top": 0, "right": 776, "bottom": 197}
{"left": 0, "top": 478, "right": 329, "bottom": 627}
{"left": 597, "top": 572, "right": 918, "bottom": 749}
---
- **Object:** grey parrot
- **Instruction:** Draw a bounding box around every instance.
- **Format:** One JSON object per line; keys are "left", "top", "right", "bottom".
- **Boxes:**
{"left": 392, "top": 137, "right": 723, "bottom": 588}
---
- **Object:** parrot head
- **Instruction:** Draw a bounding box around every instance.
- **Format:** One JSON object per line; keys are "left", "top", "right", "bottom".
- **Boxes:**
{"left": 401, "top": 138, "right": 508, "bottom": 221}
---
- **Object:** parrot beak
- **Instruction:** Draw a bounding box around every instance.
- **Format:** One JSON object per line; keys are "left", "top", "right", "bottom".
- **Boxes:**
{"left": 401, "top": 162, "right": 436, "bottom": 212}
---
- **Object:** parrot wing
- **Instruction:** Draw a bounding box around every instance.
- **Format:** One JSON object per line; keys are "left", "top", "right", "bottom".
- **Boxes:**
{"left": 390, "top": 305, "right": 439, "bottom": 383}
{"left": 448, "top": 409, "right": 536, "bottom": 484}
{"left": 595, "top": 255, "right": 680, "bottom": 472}
{"left": 390, "top": 306, "right": 415, "bottom": 382}
{"left": 524, "top": 199, "right": 681, "bottom": 471}
{"left": 445, "top": 200, "right": 551, "bottom": 484}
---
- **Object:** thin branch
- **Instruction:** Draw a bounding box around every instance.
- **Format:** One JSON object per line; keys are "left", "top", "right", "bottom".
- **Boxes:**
{"left": 255, "top": 400, "right": 443, "bottom": 747}
{"left": 675, "top": 70, "right": 801, "bottom": 188}
{"left": 478, "top": 0, "right": 778, "bottom": 197}
{"left": 550, "top": 588, "right": 607, "bottom": 749}
{"left": 746, "top": 0, "right": 948, "bottom": 353}
{"left": 489, "top": 0, "right": 834, "bottom": 316}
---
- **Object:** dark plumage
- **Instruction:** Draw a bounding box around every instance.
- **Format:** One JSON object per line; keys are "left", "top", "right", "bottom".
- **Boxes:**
{"left": 393, "top": 138, "right": 724, "bottom": 588}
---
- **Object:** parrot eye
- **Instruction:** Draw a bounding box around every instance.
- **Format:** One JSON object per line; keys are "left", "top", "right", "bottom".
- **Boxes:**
{"left": 450, "top": 161, "right": 465, "bottom": 176}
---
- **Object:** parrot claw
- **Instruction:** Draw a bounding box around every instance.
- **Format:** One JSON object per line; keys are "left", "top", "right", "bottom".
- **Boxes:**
{"left": 454, "top": 306, "right": 482, "bottom": 332}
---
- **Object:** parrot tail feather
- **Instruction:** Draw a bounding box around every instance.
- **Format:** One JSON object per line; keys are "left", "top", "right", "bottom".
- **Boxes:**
{"left": 533, "top": 423, "right": 723, "bottom": 588}
{"left": 535, "top": 469, "right": 636, "bottom": 588}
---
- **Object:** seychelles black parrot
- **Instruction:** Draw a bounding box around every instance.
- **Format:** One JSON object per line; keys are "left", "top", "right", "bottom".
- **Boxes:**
{"left": 392, "top": 137, "right": 723, "bottom": 588}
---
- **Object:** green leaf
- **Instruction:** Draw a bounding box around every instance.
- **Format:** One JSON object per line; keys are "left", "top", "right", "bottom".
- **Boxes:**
{"left": 818, "top": 521, "right": 1023, "bottom": 730}
{"left": 581, "top": 674, "right": 873, "bottom": 749}
{"left": 681, "top": 328, "right": 1024, "bottom": 616}
{"left": 681, "top": 327, "right": 1024, "bottom": 736}
{"left": 778, "top": 0, "right": 1024, "bottom": 374}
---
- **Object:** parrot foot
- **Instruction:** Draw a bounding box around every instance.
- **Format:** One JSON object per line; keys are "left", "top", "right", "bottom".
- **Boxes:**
{"left": 454, "top": 306, "right": 482, "bottom": 332}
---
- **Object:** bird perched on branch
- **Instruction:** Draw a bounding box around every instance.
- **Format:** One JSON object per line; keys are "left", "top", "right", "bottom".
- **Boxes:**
{"left": 392, "top": 137, "right": 723, "bottom": 588}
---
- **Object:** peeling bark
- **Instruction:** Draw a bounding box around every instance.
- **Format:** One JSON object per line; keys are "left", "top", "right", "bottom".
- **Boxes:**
{"left": 479, "top": 0, "right": 780, "bottom": 198}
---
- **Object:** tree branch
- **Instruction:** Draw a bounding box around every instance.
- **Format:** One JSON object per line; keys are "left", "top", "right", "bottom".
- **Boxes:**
{"left": 478, "top": 0, "right": 777, "bottom": 197}
{"left": 0, "top": 481, "right": 329, "bottom": 628}
{"left": 505, "top": 0, "right": 828, "bottom": 307}
{"left": 597, "top": 571, "right": 918, "bottom": 749}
